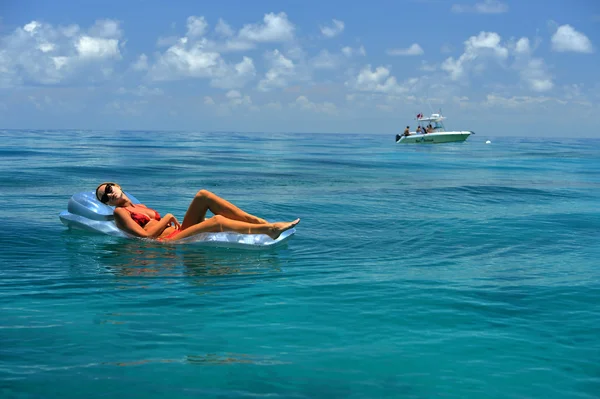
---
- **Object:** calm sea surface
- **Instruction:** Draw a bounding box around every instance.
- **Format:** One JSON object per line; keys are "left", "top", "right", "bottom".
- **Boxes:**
{"left": 1, "top": 130, "right": 599, "bottom": 398}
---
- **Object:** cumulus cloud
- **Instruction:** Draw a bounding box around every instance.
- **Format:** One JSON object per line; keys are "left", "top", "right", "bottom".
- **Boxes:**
{"left": 132, "top": 54, "right": 148, "bottom": 71}
{"left": 0, "top": 19, "right": 123, "bottom": 87}
{"left": 291, "top": 96, "right": 337, "bottom": 114}
{"left": 215, "top": 18, "right": 234, "bottom": 37}
{"left": 117, "top": 85, "right": 163, "bottom": 96}
{"left": 386, "top": 43, "right": 424, "bottom": 56}
{"left": 76, "top": 36, "right": 120, "bottom": 58}
{"left": 149, "top": 38, "right": 220, "bottom": 80}
{"left": 441, "top": 31, "right": 508, "bottom": 80}
{"left": 551, "top": 25, "right": 594, "bottom": 53}
{"left": 345, "top": 65, "right": 418, "bottom": 94}
{"left": 451, "top": 0, "right": 508, "bottom": 14}
{"left": 342, "top": 45, "right": 366, "bottom": 57}
{"left": 186, "top": 16, "right": 208, "bottom": 37}
{"left": 238, "top": 12, "right": 295, "bottom": 42}
{"left": 89, "top": 19, "right": 122, "bottom": 38}
{"left": 210, "top": 56, "right": 257, "bottom": 89}
{"left": 483, "top": 94, "right": 565, "bottom": 108}
{"left": 215, "top": 13, "right": 295, "bottom": 52}
{"left": 265, "top": 101, "right": 283, "bottom": 110}
{"left": 225, "top": 89, "right": 253, "bottom": 107}
{"left": 310, "top": 50, "right": 340, "bottom": 69}
{"left": 320, "top": 19, "right": 344, "bottom": 38}
{"left": 519, "top": 59, "right": 553, "bottom": 92}
{"left": 514, "top": 37, "right": 530, "bottom": 54}
{"left": 419, "top": 61, "right": 437, "bottom": 72}
{"left": 257, "top": 49, "right": 296, "bottom": 91}
{"left": 147, "top": 37, "right": 255, "bottom": 89}
{"left": 510, "top": 36, "right": 553, "bottom": 92}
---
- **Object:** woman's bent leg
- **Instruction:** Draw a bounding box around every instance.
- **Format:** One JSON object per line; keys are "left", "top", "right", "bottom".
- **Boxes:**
{"left": 181, "top": 189, "right": 267, "bottom": 230}
{"left": 172, "top": 215, "right": 300, "bottom": 241}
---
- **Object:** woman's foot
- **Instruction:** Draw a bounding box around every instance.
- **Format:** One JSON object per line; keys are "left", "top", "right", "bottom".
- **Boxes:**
{"left": 268, "top": 218, "right": 300, "bottom": 240}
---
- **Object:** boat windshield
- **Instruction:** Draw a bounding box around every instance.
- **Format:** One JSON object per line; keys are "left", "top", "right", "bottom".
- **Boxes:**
{"left": 433, "top": 121, "right": 445, "bottom": 131}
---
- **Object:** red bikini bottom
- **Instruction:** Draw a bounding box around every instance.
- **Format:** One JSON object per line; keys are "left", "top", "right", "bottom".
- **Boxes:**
{"left": 159, "top": 229, "right": 181, "bottom": 241}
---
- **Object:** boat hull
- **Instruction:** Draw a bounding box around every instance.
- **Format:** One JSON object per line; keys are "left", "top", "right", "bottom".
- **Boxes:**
{"left": 397, "top": 131, "right": 472, "bottom": 144}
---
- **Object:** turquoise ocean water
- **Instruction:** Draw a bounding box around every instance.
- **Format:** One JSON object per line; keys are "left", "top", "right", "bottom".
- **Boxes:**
{"left": 1, "top": 130, "right": 599, "bottom": 398}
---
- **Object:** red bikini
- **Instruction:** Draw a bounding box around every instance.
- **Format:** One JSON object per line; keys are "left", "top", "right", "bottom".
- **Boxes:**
{"left": 125, "top": 204, "right": 180, "bottom": 240}
{"left": 125, "top": 204, "right": 161, "bottom": 228}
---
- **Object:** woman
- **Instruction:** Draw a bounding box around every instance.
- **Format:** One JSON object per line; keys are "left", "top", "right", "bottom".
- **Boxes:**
{"left": 95, "top": 182, "right": 300, "bottom": 242}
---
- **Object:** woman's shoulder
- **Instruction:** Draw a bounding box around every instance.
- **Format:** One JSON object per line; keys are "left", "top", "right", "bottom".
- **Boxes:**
{"left": 114, "top": 207, "right": 132, "bottom": 218}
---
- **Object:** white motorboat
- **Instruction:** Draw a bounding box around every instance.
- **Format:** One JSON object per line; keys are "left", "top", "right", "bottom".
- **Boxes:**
{"left": 396, "top": 113, "right": 473, "bottom": 144}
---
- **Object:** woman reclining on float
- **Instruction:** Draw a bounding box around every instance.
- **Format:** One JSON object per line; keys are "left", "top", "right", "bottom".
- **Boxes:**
{"left": 95, "top": 182, "right": 300, "bottom": 242}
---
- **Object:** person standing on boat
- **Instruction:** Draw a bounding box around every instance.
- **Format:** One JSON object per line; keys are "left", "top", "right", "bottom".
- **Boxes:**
{"left": 416, "top": 126, "right": 422, "bottom": 134}
{"left": 403, "top": 126, "right": 410, "bottom": 136}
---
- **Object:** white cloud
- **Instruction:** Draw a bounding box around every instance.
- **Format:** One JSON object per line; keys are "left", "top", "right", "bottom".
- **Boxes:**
{"left": 226, "top": 90, "right": 253, "bottom": 107}
{"left": 238, "top": 12, "right": 295, "bottom": 42}
{"left": 204, "top": 96, "right": 215, "bottom": 105}
{"left": 132, "top": 54, "right": 148, "bottom": 71}
{"left": 148, "top": 38, "right": 255, "bottom": 88}
{"left": 215, "top": 18, "right": 234, "bottom": 37}
{"left": 514, "top": 37, "right": 530, "bottom": 54}
{"left": 518, "top": 58, "right": 554, "bottom": 92}
{"left": 226, "top": 90, "right": 241, "bottom": 99}
{"left": 210, "top": 56, "right": 256, "bottom": 89}
{"left": 37, "top": 43, "right": 55, "bottom": 53}
{"left": 441, "top": 31, "right": 508, "bottom": 80}
{"left": 222, "top": 38, "right": 255, "bottom": 52}
{"left": 156, "top": 36, "right": 179, "bottom": 47}
{"left": 60, "top": 25, "right": 80, "bottom": 37}
{"left": 452, "top": 0, "right": 508, "bottom": 14}
{"left": 386, "top": 43, "right": 424, "bottom": 56}
{"left": 342, "top": 45, "right": 366, "bottom": 57}
{"left": 441, "top": 44, "right": 453, "bottom": 54}
{"left": 345, "top": 65, "right": 414, "bottom": 94}
{"left": 144, "top": 16, "right": 258, "bottom": 88}
{"left": 265, "top": 101, "right": 283, "bottom": 110}
{"left": 186, "top": 16, "right": 208, "bottom": 37}
{"left": 511, "top": 36, "right": 553, "bottom": 92}
{"left": 150, "top": 39, "right": 221, "bottom": 81}
{"left": 76, "top": 36, "right": 120, "bottom": 59}
{"left": 551, "top": 25, "right": 594, "bottom": 53}
{"left": 257, "top": 49, "right": 296, "bottom": 91}
{"left": 291, "top": 96, "right": 337, "bottom": 114}
{"left": 105, "top": 99, "right": 148, "bottom": 116}
{"left": 310, "top": 50, "right": 340, "bottom": 69}
{"left": 0, "top": 19, "right": 124, "bottom": 87}
{"left": 419, "top": 61, "right": 437, "bottom": 72}
{"left": 117, "top": 85, "right": 163, "bottom": 96}
{"left": 483, "top": 94, "right": 565, "bottom": 108}
{"left": 89, "top": 19, "right": 122, "bottom": 38}
{"left": 320, "top": 19, "right": 344, "bottom": 38}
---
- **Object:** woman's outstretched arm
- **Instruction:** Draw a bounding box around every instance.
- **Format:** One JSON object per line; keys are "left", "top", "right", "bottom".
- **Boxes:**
{"left": 114, "top": 209, "right": 180, "bottom": 238}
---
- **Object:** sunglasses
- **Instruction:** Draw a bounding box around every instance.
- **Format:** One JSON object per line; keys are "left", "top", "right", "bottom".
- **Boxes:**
{"left": 100, "top": 183, "right": 115, "bottom": 204}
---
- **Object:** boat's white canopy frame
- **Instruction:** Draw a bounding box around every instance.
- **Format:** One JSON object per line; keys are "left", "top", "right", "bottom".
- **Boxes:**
{"left": 415, "top": 113, "right": 446, "bottom": 131}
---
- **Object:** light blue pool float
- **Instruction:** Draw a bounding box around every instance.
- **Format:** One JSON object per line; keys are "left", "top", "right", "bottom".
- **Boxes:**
{"left": 59, "top": 191, "right": 295, "bottom": 249}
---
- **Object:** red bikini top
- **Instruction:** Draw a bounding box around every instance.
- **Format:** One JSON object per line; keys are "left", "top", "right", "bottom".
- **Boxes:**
{"left": 125, "top": 204, "right": 161, "bottom": 228}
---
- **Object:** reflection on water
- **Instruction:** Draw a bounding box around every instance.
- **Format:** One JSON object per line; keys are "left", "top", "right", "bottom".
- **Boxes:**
{"left": 108, "top": 353, "right": 288, "bottom": 367}
{"left": 181, "top": 248, "right": 282, "bottom": 279}
{"left": 61, "top": 230, "right": 284, "bottom": 284}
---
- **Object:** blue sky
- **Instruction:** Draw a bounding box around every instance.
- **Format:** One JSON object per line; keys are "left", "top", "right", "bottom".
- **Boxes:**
{"left": 1, "top": 0, "right": 598, "bottom": 136}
